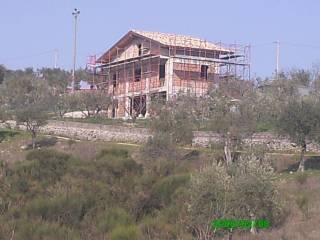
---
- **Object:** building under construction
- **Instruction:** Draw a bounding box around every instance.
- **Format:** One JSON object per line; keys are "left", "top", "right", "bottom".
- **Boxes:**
{"left": 87, "top": 30, "right": 250, "bottom": 118}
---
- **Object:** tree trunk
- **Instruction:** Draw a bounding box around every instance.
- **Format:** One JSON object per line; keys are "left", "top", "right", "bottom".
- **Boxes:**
{"left": 250, "top": 213, "right": 257, "bottom": 234}
{"left": 224, "top": 135, "right": 232, "bottom": 166}
{"left": 59, "top": 110, "right": 65, "bottom": 118}
{"left": 31, "top": 131, "right": 36, "bottom": 149}
{"left": 298, "top": 143, "right": 307, "bottom": 172}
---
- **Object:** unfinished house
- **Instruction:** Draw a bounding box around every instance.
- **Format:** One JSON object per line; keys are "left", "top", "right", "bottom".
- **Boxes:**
{"left": 87, "top": 30, "right": 250, "bottom": 118}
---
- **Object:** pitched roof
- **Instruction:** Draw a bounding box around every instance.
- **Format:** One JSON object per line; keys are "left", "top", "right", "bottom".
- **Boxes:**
{"left": 97, "top": 30, "right": 232, "bottom": 63}
{"left": 132, "top": 30, "right": 231, "bottom": 52}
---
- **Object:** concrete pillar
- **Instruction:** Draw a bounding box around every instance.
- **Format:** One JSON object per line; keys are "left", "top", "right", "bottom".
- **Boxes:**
{"left": 166, "top": 58, "right": 174, "bottom": 100}
{"left": 124, "top": 97, "right": 131, "bottom": 119}
{"left": 124, "top": 80, "right": 130, "bottom": 118}
{"left": 145, "top": 94, "right": 151, "bottom": 118}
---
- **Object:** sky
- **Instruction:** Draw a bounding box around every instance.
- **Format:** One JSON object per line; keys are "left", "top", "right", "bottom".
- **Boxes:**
{"left": 1, "top": 0, "right": 320, "bottom": 78}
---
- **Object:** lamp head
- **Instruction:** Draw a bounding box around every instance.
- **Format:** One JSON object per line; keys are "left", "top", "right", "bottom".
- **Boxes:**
{"left": 72, "top": 8, "right": 80, "bottom": 15}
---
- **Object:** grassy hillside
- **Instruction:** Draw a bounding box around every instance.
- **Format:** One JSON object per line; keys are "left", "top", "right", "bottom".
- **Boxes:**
{"left": 0, "top": 130, "right": 320, "bottom": 240}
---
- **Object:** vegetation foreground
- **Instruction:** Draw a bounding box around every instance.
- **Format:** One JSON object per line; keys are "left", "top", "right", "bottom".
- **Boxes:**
{"left": 1, "top": 67, "right": 320, "bottom": 239}
{"left": 0, "top": 131, "right": 320, "bottom": 240}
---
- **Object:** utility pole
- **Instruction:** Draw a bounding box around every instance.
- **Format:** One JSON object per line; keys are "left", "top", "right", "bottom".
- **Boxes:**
{"left": 72, "top": 8, "right": 80, "bottom": 92}
{"left": 274, "top": 40, "right": 280, "bottom": 79}
{"left": 54, "top": 49, "right": 59, "bottom": 68}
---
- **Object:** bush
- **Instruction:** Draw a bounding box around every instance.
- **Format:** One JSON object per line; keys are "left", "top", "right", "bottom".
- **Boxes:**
{"left": 0, "top": 129, "right": 19, "bottom": 142}
{"left": 96, "top": 148, "right": 129, "bottom": 159}
{"left": 110, "top": 225, "right": 142, "bottom": 240}
{"left": 96, "top": 149, "right": 142, "bottom": 178}
{"left": 15, "top": 220, "right": 80, "bottom": 240}
{"left": 24, "top": 194, "right": 94, "bottom": 227}
{"left": 25, "top": 149, "right": 71, "bottom": 184}
{"left": 141, "top": 133, "right": 177, "bottom": 160}
{"left": 148, "top": 97, "right": 195, "bottom": 145}
{"left": 150, "top": 174, "right": 190, "bottom": 209}
{"left": 187, "top": 155, "right": 285, "bottom": 239}
{"left": 140, "top": 216, "right": 182, "bottom": 240}
{"left": 11, "top": 176, "right": 30, "bottom": 194}
{"left": 26, "top": 136, "right": 58, "bottom": 149}
{"left": 97, "top": 208, "right": 133, "bottom": 233}
{"left": 231, "top": 155, "right": 285, "bottom": 227}
{"left": 256, "top": 122, "right": 275, "bottom": 132}
{"left": 26, "top": 148, "right": 70, "bottom": 162}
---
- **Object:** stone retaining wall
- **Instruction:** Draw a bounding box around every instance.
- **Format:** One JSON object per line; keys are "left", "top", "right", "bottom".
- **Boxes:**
{"left": 1, "top": 120, "right": 320, "bottom": 152}
{"left": 42, "top": 120, "right": 151, "bottom": 143}
{"left": 193, "top": 131, "right": 320, "bottom": 152}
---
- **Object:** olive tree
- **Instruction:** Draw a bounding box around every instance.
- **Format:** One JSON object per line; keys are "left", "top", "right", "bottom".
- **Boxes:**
{"left": 72, "top": 91, "right": 111, "bottom": 118}
{"left": 207, "top": 89, "right": 257, "bottom": 166}
{"left": 40, "top": 68, "right": 70, "bottom": 94}
{"left": 15, "top": 106, "right": 49, "bottom": 149}
{"left": 276, "top": 97, "right": 320, "bottom": 171}
{"left": 53, "top": 93, "right": 78, "bottom": 118}
{"left": 142, "top": 94, "right": 197, "bottom": 161}
{"left": 0, "top": 95, "right": 6, "bottom": 124}
{"left": 187, "top": 163, "right": 231, "bottom": 240}
{"left": 0, "top": 95, "right": 8, "bottom": 144}
{"left": 0, "top": 65, "right": 6, "bottom": 85}
{"left": 3, "top": 71, "right": 52, "bottom": 149}
{"left": 187, "top": 154, "right": 283, "bottom": 240}
{"left": 230, "top": 154, "right": 284, "bottom": 234}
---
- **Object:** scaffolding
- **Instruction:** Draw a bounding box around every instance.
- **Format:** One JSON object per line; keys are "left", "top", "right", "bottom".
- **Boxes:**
{"left": 86, "top": 31, "right": 250, "bottom": 118}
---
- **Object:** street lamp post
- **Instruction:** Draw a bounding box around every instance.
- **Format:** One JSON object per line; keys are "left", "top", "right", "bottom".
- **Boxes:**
{"left": 72, "top": 8, "right": 80, "bottom": 92}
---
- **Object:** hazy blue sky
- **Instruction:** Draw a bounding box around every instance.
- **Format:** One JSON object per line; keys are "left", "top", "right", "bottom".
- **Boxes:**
{"left": 1, "top": 0, "right": 320, "bottom": 77}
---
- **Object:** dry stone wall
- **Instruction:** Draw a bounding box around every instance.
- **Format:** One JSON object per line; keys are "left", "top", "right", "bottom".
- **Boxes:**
{"left": 41, "top": 121, "right": 151, "bottom": 143}
{"left": 1, "top": 120, "right": 320, "bottom": 152}
{"left": 193, "top": 131, "right": 320, "bottom": 152}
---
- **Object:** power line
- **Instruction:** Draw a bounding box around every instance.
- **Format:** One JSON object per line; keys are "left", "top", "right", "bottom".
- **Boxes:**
{"left": 0, "top": 49, "right": 58, "bottom": 62}
{"left": 251, "top": 42, "right": 274, "bottom": 48}
{"left": 281, "top": 42, "right": 320, "bottom": 50}
{"left": 251, "top": 41, "right": 320, "bottom": 50}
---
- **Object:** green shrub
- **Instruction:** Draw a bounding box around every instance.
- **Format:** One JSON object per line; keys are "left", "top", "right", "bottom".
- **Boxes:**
{"left": 256, "top": 122, "right": 275, "bottom": 132}
{"left": 26, "top": 148, "right": 70, "bottom": 162}
{"left": 9, "top": 160, "right": 41, "bottom": 195}
{"left": 0, "top": 129, "right": 19, "bottom": 143}
{"left": 97, "top": 208, "right": 133, "bottom": 233}
{"left": 140, "top": 216, "right": 184, "bottom": 240}
{"left": 24, "top": 194, "right": 94, "bottom": 227}
{"left": 157, "top": 158, "right": 176, "bottom": 177}
{"left": 15, "top": 220, "right": 80, "bottom": 240}
{"left": 96, "top": 149, "right": 142, "bottom": 178}
{"left": 181, "top": 150, "right": 200, "bottom": 161}
{"left": 26, "top": 136, "right": 58, "bottom": 149}
{"left": 110, "top": 225, "right": 142, "bottom": 240}
{"left": 25, "top": 149, "right": 71, "bottom": 184}
{"left": 141, "top": 133, "right": 177, "bottom": 160}
{"left": 150, "top": 174, "right": 190, "bottom": 209}
{"left": 97, "top": 148, "right": 129, "bottom": 160}
{"left": 11, "top": 176, "right": 30, "bottom": 194}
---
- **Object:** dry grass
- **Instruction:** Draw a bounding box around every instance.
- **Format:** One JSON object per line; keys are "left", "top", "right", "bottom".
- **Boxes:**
{"left": 0, "top": 130, "right": 30, "bottom": 164}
